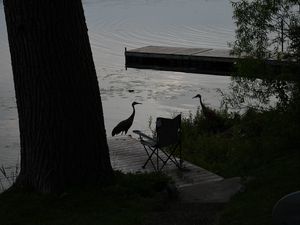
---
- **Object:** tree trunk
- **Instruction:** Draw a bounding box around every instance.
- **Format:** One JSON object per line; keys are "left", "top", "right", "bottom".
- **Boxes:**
{"left": 3, "top": 0, "right": 113, "bottom": 193}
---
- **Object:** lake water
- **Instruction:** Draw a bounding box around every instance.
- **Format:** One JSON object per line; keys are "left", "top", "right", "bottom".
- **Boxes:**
{"left": 0, "top": 0, "right": 235, "bottom": 169}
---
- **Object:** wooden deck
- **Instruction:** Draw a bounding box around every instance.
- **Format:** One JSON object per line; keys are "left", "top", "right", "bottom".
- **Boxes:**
{"left": 108, "top": 136, "right": 223, "bottom": 188}
{"left": 0, "top": 136, "right": 223, "bottom": 192}
{"left": 125, "top": 45, "right": 296, "bottom": 77}
{"left": 125, "top": 46, "right": 236, "bottom": 75}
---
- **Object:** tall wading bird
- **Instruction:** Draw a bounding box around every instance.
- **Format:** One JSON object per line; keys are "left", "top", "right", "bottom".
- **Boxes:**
{"left": 193, "top": 94, "right": 217, "bottom": 120}
{"left": 193, "top": 94, "right": 226, "bottom": 133}
{"left": 112, "top": 101, "right": 141, "bottom": 136}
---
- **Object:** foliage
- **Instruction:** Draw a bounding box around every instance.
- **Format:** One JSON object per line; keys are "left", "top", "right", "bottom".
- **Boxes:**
{"left": 112, "top": 171, "right": 171, "bottom": 198}
{"left": 219, "top": 153, "right": 300, "bottom": 225}
{"left": 0, "top": 164, "right": 19, "bottom": 192}
{"left": 289, "top": 17, "right": 300, "bottom": 60}
{"left": 148, "top": 115, "right": 157, "bottom": 138}
{"left": 181, "top": 101, "right": 300, "bottom": 224}
{"left": 218, "top": 77, "right": 295, "bottom": 110}
{"left": 229, "top": 0, "right": 300, "bottom": 110}
{"left": 0, "top": 171, "right": 170, "bottom": 225}
{"left": 181, "top": 102, "right": 300, "bottom": 177}
{"left": 231, "top": 0, "right": 300, "bottom": 60}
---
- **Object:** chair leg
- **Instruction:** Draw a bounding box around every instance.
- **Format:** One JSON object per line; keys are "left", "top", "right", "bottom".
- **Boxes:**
{"left": 159, "top": 154, "right": 179, "bottom": 171}
{"left": 158, "top": 145, "right": 183, "bottom": 171}
{"left": 141, "top": 144, "right": 183, "bottom": 172}
{"left": 142, "top": 146, "right": 156, "bottom": 169}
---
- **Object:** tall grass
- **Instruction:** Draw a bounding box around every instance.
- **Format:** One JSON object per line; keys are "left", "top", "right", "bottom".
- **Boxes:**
{"left": 0, "top": 164, "right": 19, "bottom": 192}
{"left": 0, "top": 171, "right": 171, "bottom": 225}
{"left": 181, "top": 105, "right": 300, "bottom": 178}
{"left": 181, "top": 101, "right": 300, "bottom": 225}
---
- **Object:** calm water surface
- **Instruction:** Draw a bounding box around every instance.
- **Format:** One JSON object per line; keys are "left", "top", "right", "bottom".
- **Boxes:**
{"left": 0, "top": 0, "right": 235, "bottom": 168}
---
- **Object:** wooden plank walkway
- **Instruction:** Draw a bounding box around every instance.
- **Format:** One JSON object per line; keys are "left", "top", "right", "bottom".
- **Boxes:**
{"left": 125, "top": 45, "right": 296, "bottom": 77}
{"left": 0, "top": 136, "right": 223, "bottom": 192}
{"left": 125, "top": 46, "right": 236, "bottom": 75}
{"left": 108, "top": 136, "right": 223, "bottom": 188}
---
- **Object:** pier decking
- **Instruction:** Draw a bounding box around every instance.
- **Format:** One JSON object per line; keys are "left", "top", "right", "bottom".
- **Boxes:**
{"left": 1, "top": 136, "right": 224, "bottom": 191}
{"left": 108, "top": 136, "right": 223, "bottom": 188}
{"left": 125, "top": 46, "right": 236, "bottom": 75}
{"left": 125, "top": 45, "right": 297, "bottom": 78}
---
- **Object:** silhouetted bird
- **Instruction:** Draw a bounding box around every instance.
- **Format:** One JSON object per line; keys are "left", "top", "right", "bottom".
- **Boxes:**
{"left": 193, "top": 94, "right": 217, "bottom": 120}
{"left": 193, "top": 94, "right": 226, "bottom": 133}
{"left": 112, "top": 102, "right": 141, "bottom": 136}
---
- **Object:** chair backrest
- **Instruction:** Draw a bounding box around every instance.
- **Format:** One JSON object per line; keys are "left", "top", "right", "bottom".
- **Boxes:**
{"left": 156, "top": 114, "right": 181, "bottom": 148}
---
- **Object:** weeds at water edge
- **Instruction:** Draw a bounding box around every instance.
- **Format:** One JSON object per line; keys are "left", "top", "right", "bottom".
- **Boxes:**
{"left": 0, "top": 164, "right": 19, "bottom": 192}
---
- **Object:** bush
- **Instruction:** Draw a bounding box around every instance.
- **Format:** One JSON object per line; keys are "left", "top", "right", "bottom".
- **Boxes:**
{"left": 181, "top": 104, "right": 300, "bottom": 178}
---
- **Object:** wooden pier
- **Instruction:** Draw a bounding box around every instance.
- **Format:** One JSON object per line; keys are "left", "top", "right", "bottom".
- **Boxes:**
{"left": 125, "top": 46, "right": 237, "bottom": 76}
{"left": 1, "top": 136, "right": 224, "bottom": 191}
{"left": 108, "top": 136, "right": 223, "bottom": 188}
{"left": 125, "top": 45, "right": 298, "bottom": 78}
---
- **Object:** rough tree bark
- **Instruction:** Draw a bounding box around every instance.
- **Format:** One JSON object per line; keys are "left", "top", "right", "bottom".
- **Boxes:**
{"left": 3, "top": 0, "right": 113, "bottom": 193}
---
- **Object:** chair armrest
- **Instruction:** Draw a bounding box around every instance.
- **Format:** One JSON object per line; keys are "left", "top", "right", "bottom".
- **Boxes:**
{"left": 133, "top": 130, "right": 156, "bottom": 142}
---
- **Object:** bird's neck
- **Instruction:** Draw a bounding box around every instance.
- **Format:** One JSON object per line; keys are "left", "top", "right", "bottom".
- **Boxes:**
{"left": 199, "top": 97, "right": 204, "bottom": 108}
{"left": 130, "top": 105, "right": 135, "bottom": 119}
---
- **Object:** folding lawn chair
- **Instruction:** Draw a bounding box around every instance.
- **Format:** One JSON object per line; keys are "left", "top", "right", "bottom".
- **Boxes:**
{"left": 133, "top": 114, "right": 183, "bottom": 172}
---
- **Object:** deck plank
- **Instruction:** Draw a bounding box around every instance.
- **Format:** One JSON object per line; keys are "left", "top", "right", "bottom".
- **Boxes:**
{"left": 108, "top": 136, "right": 223, "bottom": 188}
{"left": 128, "top": 46, "right": 212, "bottom": 55}
{"left": 125, "top": 45, "right": 295, "bottom": 78}
{"left": 125, "top": 45, "right": 236, "bottom": 75}
{"left": 1, "top": 136, "right": 224, "bottom": 192}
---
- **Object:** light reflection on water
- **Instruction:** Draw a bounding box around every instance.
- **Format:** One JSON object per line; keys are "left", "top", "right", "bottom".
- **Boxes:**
{"left": 0, "top": 0, "right": 235, "bottom": 168}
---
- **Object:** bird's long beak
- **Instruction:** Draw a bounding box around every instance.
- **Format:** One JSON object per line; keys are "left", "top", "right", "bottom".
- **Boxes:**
{"left": 136, "top": 102, "right": 142, "bottom": 105}
{"left": 192, "top": 95, "right": 197, "bottom": 99}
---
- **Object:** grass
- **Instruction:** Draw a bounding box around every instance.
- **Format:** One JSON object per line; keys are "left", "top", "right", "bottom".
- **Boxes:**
{"left": 0, "top": 164, "right": 19, "bottom": 191}
{"left": 181, "top": 106, "right": 300, "bottom": 178}
{"left": 180, "top": 100, "right": 300, "bottom": 225}
{"left": 0, "top": 171, "right": 171, "bottom": 225}
{"left": 1, "top": 98, "right": 299, "bottom": 225}
{"left": 219, "top": 153, "right": 300, "bottom": 225}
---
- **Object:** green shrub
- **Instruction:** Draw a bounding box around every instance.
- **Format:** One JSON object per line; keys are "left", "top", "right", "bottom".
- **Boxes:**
{"left": 0, "top": 171, "right": 171, "bottom": 225}
{"left": 181, "top": 104, "right": 300, "bottom": 178}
